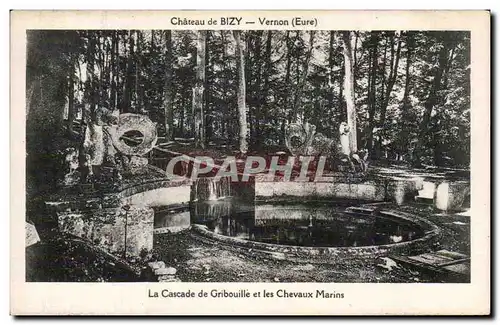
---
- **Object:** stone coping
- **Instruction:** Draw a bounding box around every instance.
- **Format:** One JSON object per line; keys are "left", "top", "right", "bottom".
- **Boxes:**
{"left": 45, "top": 177, "right": 192, "bottom": 212}
{"left": 190, "top": 206, "right": 441, "bottom": 262}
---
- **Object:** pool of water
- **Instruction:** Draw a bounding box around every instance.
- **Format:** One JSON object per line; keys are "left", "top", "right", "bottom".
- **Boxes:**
{"left": 155, "top": 200, "right": 426, "bottom": 248}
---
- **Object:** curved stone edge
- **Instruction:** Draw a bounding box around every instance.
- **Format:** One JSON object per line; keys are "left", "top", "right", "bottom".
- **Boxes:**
{"left": 154, "top": 225, "right": 191, "bottom": 235}
{"left": 45, "top": 177, "right": 192, "bottom": 212}
{"left": 190, "top": 209, "right": 441, "bottom": 263}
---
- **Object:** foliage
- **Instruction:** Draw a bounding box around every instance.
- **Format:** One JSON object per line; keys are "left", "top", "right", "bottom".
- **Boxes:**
{"left": 26, "top": 29, "right": 470, "bottom": 170}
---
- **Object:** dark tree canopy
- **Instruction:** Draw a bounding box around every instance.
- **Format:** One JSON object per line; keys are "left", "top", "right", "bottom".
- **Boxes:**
{"left": 26, "top": 29, "right": 471, "bottom": 197}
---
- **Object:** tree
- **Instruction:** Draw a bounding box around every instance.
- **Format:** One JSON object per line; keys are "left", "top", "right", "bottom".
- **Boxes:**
{"left": 291, "top": 31, "right": 315, "bottom": 122}
{"left": 26, "top": 29, "right": 471, "bottom": 173}
{"left": 67, "top": 53, "right": 76, "bottom": 136}
{"left": 365, "top": 31, "right": 379, "bottom": 152}
{"left": 110, "top": 31, "right": 118, "bottom": 110}
{"left": 377, "top": 31, "right": 402, "bottom": 150}
{"left": 193, "top": 30, "right": 207, "bottom": 148}
{"left": 397, "top": 31, "right": 415, "bottom": 159}
{"left": 85, "top": 32, "right": 96, "bottom": 123}
{"left": 135, "top": 30, "right": 143, "bottom": 111}
{"left": 233, "top": 30, "right": 249, "bottom": 154}
{"left": 342, "top": 31, "right": 358, "bottom": 153}
{"left": 258, "top": 30, "right": 273, "bottom": 142}
{"left": 414, "top": 32, "right": 456, "bottom": 166}
{"left": 124, "top": 30, "right": 134, "bottom": 111}
{"left": 163, "top": 30, "right": 174, "bottom": 141}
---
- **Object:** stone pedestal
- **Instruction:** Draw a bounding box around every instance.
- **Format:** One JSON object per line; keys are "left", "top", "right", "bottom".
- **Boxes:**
{"left": 434, "top": 181, "right": 470, "bottom": 211}
{"left": 386, "top": 177, "right": 423, "bottom": 205}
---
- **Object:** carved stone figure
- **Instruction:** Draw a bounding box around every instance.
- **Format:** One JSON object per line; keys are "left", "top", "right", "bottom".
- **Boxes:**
{"left": 62, "top": 147, "right": 81, "bottom": 186}
{"left": 337, "top": 122, "right": 369, "bottom": 172}
{"left": 284, "top": 121, "right": 368, "bottom": 173}
{"left": 339, "top": 122, "right": 350, "bottom": 156}
{"left": 77, "top": 109, "right": 158, "bottom": 184}
{"left": 79, "top": 106, "right": 120, "bottom": 183}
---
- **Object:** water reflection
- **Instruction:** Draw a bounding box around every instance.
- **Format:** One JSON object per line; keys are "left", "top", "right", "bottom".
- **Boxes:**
{"left": 189, "top": 201, "right": 425, "bottom": 248}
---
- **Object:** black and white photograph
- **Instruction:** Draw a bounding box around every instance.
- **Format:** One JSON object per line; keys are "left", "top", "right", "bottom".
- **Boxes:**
{"left": 24, "top": 27, "right": 474, "bottom": 284}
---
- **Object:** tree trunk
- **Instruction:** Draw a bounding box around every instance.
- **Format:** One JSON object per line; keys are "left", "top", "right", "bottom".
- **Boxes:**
{"left": 379, "top": 32, "right": 402, "bottom": 129}
{"left": 353, "top": 32, "right": 359, "bottom": 95}
{"left": 193, "top": 30, "right": 206, "bottom": 148}
{"left": 259, "top": 30, "right": 272, "bottom": 143}
{"left": 179, "top": 95, "right": 185, "bottom": 137}
{"left": 163, "top": 30, "right": 174, "bottom": 141}
{"left": 280, "top": 31, "right": 294, "bottom": 145}
{"left": 414, "top": 33, "right": 454, "bottom": 166}
{"left": 110, "top": 31, "right": 117, "bottom": 110}
{"left": 135, "top": 30, "right": 142, "bottom": 111}
{"left": 328, "top": 31, "right": 335, "bottom": 109}
{"left": 115, "top": 31, "right": 121, "bottom": 110}
{"left": 97, "top": 32, "right": 104, "bottom": 108}
{"left": 366, "top": 32, "right": 378, "bottom": 152}
{"left": 124, "top": 30, "right": 134, "bottom": 112}
{"left": 233, "top": 30, "right": 249, "bottom": 154}
{"left": 104, "top": 32, "right": 109, "bottom": 105}
{"left": 205, "top": 31, "right": 212, "bottom": 145}
{"left": 441, "top": 45, "right": 457, "bottom": 90}
{"left": 85, "top": 33, "right": 96, "bottom": 123}
{"left": 245, "top": 33, "right": 254, "bottom": 140}
{"left": 221, "top": 31, "right": 228, "bottom": 143}
{"left": 252, "top": 30, "right": 263, "bottom": 143}
{"left": 67, "top": 57, "right": 76, "bottom": 136}
{"left": 338, "top": 36, "right": 345, "bottom": 121}
{"left": 398, "top": 31, "right": 414, "bottom": 157}
{"left": 342, "top": 31, "right": 358, "bottom": 153}
{"left": 292, "top": 31, "right": 315, "bottom": 122}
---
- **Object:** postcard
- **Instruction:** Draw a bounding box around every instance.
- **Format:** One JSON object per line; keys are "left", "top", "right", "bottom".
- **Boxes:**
{"left": 10, "top": 10, "right": 490, "bottom": 315}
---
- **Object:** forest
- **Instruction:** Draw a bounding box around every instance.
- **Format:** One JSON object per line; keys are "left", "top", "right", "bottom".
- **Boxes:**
{"left": 25, "top": 29, "right": 470, "bottom": 195}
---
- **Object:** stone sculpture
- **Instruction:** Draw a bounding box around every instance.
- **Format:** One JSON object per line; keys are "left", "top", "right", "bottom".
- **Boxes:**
{"left": 62, "top": 107, "right": 158, "bottom": 187}
{"left": 78, "top": 106, "right": 121, "bottom": 184}
{"left": 62, "top": 147, "right": 81, "bottom": 186}
{"left": 284, "top": 121, "right": 368, "bottom": 173}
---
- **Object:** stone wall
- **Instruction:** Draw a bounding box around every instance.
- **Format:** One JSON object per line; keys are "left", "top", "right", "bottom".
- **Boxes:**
{"left": 47, "top": 178, "right": 191, "bottom": 260}
{"left": 434, "top": 181, "right": 470, "bottom": 211}
{"left": 255, "top": 181, "right": 387, "bottom": 201}
{"left": 57, "top": 206, "right": 154, "bottom": 258}
{"left": 254, "top": 176, "right": 423, "bottom": 205}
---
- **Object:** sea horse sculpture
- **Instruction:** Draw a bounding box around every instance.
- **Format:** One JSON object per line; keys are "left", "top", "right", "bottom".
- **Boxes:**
{"left": 61, "top": 106, "right": 159, "bottom": 186}
{"left": 79, "top": 106, "right": 121, "bottom": 182}
{"left": 284, "top": 121, "right": 368, "bottom": 173}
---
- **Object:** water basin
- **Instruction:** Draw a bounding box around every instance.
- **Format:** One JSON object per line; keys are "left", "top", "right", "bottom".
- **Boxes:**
{"left": 190, "top": 202, "right": 426, "bottom": 248}
{"left": 154, "top": 199, "right": 437, "bottom": 252}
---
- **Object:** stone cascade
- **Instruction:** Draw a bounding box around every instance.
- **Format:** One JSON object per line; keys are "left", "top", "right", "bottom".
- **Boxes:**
{"left": 191, "top": 176, "right": 232, "bottom": 202}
